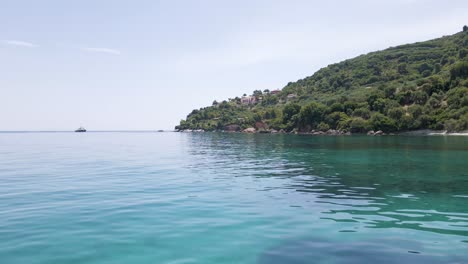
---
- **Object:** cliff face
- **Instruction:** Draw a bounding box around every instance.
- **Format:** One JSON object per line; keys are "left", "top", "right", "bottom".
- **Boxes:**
{"left": 177, "top": 28, "right": 468, "bottom": 133}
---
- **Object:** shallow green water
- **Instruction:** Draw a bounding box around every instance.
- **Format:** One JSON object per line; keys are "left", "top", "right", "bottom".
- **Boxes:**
{"left": 0, "top": 132, "right": 467, "bottom": 263}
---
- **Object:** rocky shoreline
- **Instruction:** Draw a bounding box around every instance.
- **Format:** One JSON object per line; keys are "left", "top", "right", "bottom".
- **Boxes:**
{"left": 175, "top": 128, "right": 468, "bottom": 136}
{"left": 177, "top": 128, "right": 350, "bottom": 135}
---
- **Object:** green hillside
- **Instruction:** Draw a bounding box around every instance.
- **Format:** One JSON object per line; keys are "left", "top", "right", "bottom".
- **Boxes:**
{"left": 176, "top": 27, "right": 468, "bottom": 133}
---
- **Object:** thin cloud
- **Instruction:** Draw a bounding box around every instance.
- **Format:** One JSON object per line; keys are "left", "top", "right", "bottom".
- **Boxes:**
{"left": 82, "top": 47, "right": 121, "bottom": 55}
{"left": 2, "top": 40, "right": 37, "bottom": 48}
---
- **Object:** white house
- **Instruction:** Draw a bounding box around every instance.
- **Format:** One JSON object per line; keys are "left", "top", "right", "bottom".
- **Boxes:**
{"left": 241, "top": 96, "right": 256, "bottom": 105}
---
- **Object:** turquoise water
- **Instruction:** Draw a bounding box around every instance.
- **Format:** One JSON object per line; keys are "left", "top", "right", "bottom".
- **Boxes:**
{"left": 0, "top": 132, "right": 467, "bottom": 263}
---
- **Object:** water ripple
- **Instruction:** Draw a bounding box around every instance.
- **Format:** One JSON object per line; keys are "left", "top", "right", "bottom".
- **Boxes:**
{"left": 0, "top": 132, "right": 467, "bottom": 263}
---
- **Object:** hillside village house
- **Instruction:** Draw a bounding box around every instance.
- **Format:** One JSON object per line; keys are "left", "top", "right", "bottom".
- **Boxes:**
{"left": 241, "top": 96, "right": 256, "bottom": 105}
{"left": 270, "top": 89, "right": 281, "bottom": 95}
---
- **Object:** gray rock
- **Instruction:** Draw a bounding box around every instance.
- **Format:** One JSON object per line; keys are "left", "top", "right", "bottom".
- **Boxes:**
{"left": 243, "top": 127, "right": 256, "bottom": 133}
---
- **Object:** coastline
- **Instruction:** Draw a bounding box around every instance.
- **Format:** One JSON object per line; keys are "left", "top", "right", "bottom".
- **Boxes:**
{"left": 398, "top": 129, "right": 468, "bottom": 136}
{"left": 175, "top": 129, "right": 468, "bottom": 136}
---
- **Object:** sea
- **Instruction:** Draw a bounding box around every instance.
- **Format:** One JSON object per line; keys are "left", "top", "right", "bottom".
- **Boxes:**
{"left": 0, "top": 132, "right": 467, "bottom": 263}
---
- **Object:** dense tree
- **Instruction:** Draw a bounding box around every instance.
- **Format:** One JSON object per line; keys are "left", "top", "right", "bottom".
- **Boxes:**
{"left": 353, "top": 107, "right": 371, "bottom": 119}
{"left": 348, "top": 117, "right": 370, "bottom": 133}
{"left": 253, "top": 90, "right": 263, "bottom": 98}
{"left": 369, "top": 113, "right": 398, "bottom": 132}
{"left": 298, "top": 102, "right": 327, "bottom": 129}
{"left": 450, "top": 62, "right": 468, "bottom": 79}
{"left": 282, "top": 103, "right": 301, "bottom": 122}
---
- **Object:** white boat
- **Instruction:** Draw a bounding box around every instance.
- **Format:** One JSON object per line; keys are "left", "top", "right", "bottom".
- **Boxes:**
{"left": 75, "top": 126, "right": 86, "bottom": 132}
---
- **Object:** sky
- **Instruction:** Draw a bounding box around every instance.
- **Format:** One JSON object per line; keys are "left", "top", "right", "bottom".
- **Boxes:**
{"left": 1, "top": 0, "right": 467, "bottom": 130}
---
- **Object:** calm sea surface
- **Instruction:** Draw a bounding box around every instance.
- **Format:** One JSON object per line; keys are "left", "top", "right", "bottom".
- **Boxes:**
{"left": 0, "top": 132, "right": 467, "bottom": 264}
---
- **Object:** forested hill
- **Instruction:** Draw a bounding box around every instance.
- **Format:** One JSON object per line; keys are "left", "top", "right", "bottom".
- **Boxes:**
{"left": 176, "top": 27, "right": 468, "bottom": 133}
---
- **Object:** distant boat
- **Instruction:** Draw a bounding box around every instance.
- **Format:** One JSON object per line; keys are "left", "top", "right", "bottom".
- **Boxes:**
{"left": 75, "top": 127, "right": 86, "bottom": 132}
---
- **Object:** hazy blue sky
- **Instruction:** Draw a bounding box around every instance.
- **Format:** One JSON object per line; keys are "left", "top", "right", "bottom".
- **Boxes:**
{"left": 1, "top": 0, "right": 467, "bottom": 130}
